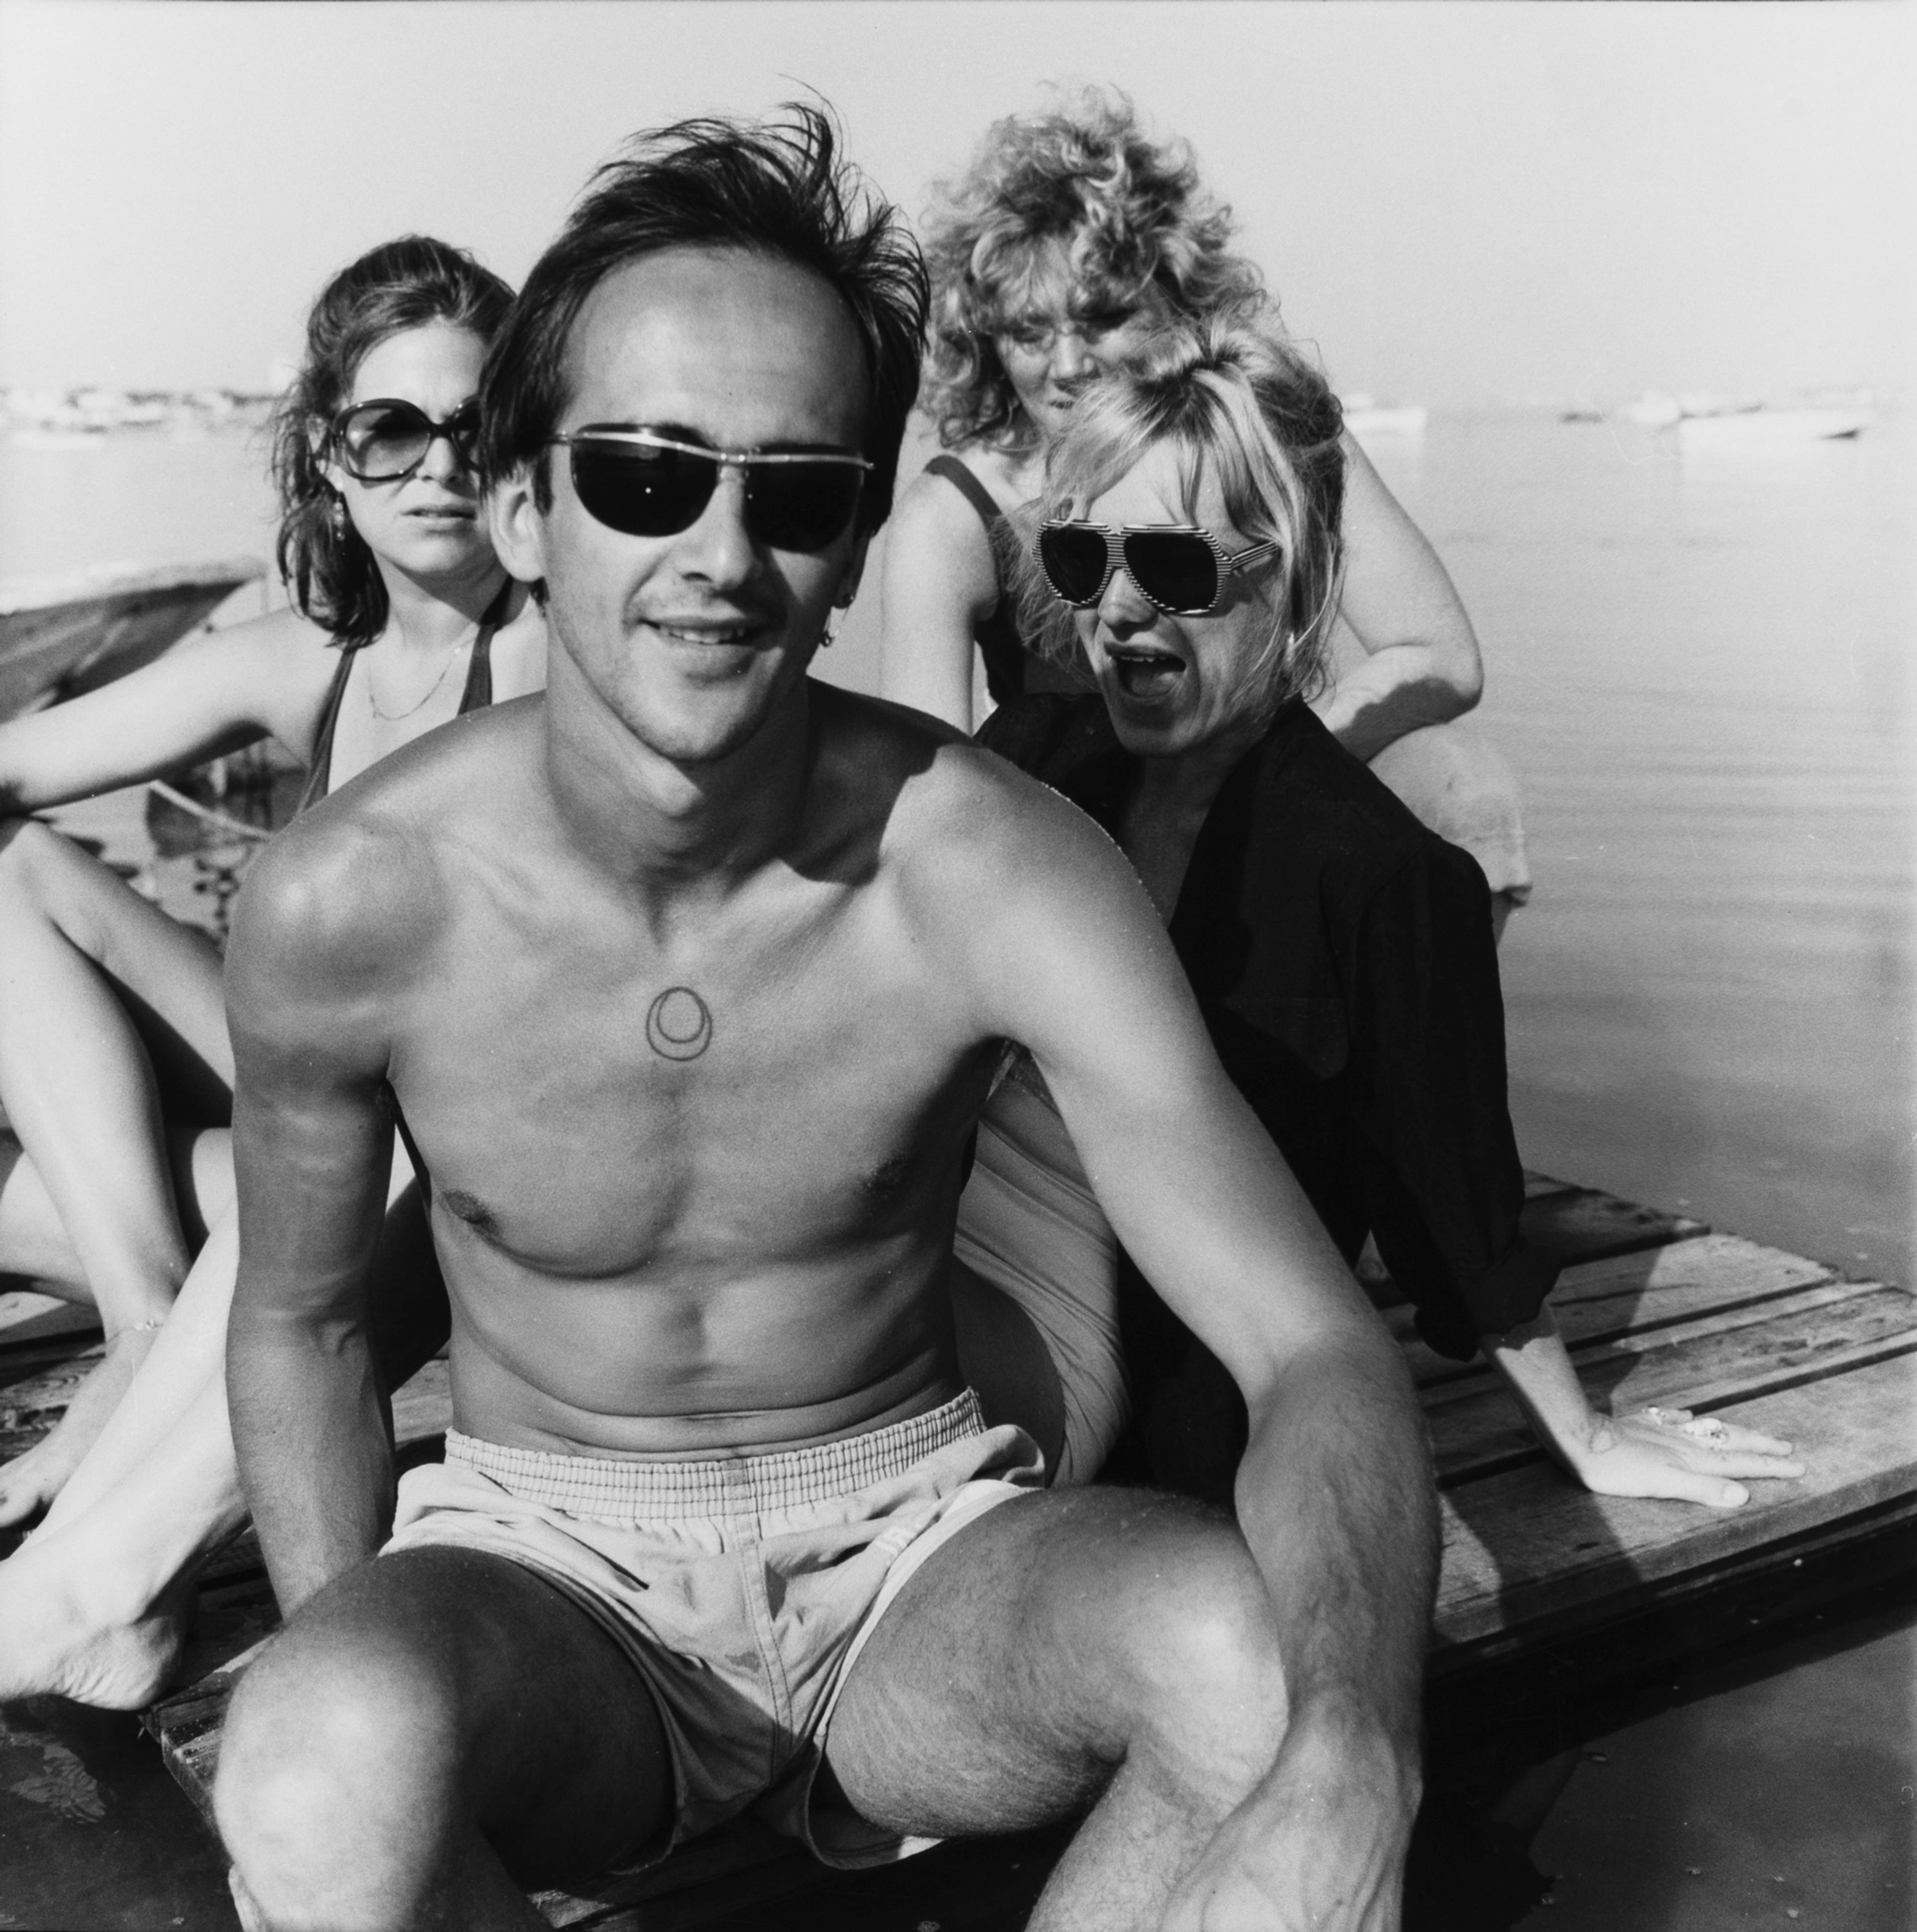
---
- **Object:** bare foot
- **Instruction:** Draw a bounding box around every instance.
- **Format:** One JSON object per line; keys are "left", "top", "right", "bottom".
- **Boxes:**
{"left": 0, "top": 1325, "right": 162, "bottom": 1527}
{"left": 0, "top": 1512, "right": 192, "bottom": 1706}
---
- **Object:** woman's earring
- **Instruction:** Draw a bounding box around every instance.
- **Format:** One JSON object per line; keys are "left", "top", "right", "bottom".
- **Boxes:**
{"left": 820, "top": 620, "right": 837, "bottom": 651}
{"left": 328, "top": 492, "right": 350, "bottom": 537}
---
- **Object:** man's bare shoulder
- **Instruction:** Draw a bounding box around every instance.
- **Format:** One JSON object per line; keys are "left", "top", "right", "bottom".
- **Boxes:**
{"left": 230, "top": 698, "right": 546, "bottom": 1005}
{"left": 808, "top": 684, "right": 1138, "bottom": 916}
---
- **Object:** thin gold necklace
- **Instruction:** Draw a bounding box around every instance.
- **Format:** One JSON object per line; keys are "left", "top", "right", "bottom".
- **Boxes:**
{"left": 364, "top": 620, "right": 478, "bottom": 722}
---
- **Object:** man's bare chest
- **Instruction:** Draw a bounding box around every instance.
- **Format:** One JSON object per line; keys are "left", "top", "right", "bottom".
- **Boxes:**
{"left": 385, "top": 881, "right": 994, "bottom": 1276}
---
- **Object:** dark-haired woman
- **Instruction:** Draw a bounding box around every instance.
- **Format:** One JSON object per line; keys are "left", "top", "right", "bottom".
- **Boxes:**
{"left": 0, "top": 237, "right": 543, "bottom": 1705}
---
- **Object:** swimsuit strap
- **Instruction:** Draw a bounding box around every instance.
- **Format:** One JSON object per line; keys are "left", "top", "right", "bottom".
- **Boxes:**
{"left": 454, "top": 577, "right": 512, "bottom": 716}
{"left": 296, "top": 579, "right": 514, "bottom": 816}
{"left": 924, "top": 452, "right": 1006, "bottom": 531}
{"left": 924, "top": 454, "right": 1034, "bottom": 708}
{"left": 294, "top": 646, "right": 358, "bottom": 817}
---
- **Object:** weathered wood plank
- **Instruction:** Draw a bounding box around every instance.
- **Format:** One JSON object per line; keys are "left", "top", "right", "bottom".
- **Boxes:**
{"left": 392, "top": 1356, "right": 452, "bottom": 1447}
{"left": 1432, "top": 1347, "right": 1917, "bottom": 1651}
{"left": 1548, "top": 1232, "right": 1834, "bottom": 1310}
{"left": 1425, "top": 1498, "right": 1917, "bottom": 1739}
{"left": 1393, "top": 1234, "right": 1840, "bottom": 1386}
{"left": 145, "top": 1615, "right": 280, "bottom": 1830}
{"left": 1518, "top": 1186, "right": 1707, "bottom": 1264}
{"left": 1425, "top": 1282, "right": 1917, "bottom": 1483}
{"left": 0, "top": 1344, "right": 104, "bottom": 1418}
{"left": 1412, "top": 1267, "right": 1880, "bottom": 1413}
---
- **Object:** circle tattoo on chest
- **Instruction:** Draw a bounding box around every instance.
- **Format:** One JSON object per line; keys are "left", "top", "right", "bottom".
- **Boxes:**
{"left": 645, "top": 986, "right": 713, "bottom": 1062}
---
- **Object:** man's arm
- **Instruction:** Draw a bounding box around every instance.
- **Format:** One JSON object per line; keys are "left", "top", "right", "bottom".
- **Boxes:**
{"left": 225, "top": 816, "right": 422, "bottom": 1615}
{"left": 1310, "top": 434, "right": 1483, "bottom": 764}
{"left": 943, "top": 773, "right": 1435, "bottom": 1927}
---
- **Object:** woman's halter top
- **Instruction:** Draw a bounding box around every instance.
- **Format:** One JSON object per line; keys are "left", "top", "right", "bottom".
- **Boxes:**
{"left": 924, "top": 454, "right": 1029, "bottom": 709}
{"left": 297, "top": 581, "right": 510, "bottom": 815}
{"left": 927, "top": 454, "right": 1088, "bottom": 711}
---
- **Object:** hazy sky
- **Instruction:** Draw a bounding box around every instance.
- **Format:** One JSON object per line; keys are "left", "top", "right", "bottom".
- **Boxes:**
{"left": 0, "top": 1, "right": 1910, "bottom": 405}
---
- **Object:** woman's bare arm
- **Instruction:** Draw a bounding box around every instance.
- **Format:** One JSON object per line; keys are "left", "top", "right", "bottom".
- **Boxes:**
{"left": 1484, "top": 1308, "right": 1804, "bottom": 1508}
{"left": 1312, "top": 434, "right": 1485, "bottom": 763}
{"left": 878, "top": 469, "right": 1003, "bottom": 732}
{"left": 0, "top": 604, "right": 338, "bottom": 815}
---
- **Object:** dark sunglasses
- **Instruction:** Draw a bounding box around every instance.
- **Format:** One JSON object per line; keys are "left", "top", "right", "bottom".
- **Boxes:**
{"left": 330, "top": 397, "right": 483, "bottom": 483}
{"left": 551, "top": 427, "right": 872, "bottom": 553}
{"left": 1037, "top": 519, "right": 1281, "bottom": 617}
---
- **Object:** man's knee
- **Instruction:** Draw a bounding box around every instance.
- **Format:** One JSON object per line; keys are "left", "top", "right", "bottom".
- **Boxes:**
{"left": 1069, "top": 1506, "right": 1288, "bottom": 1802}
{"left": 1146, "top": 1534, "right": 1285, "bottom": 1752}
{"left": 215, "top": 1618, "right": 465, "bottom": 1929}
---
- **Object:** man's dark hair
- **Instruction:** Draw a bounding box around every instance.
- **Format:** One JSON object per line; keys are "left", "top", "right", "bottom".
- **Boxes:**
{"left": 481, "top": 105, "right": 928, "bottom": 538}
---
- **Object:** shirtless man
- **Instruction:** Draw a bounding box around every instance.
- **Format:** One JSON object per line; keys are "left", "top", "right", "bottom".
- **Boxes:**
{"left": 212, "top": 111, "right": 1437, "bottom": 1932}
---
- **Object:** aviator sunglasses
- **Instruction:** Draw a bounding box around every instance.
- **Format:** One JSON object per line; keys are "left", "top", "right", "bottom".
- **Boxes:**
{"left": 330, "top": 397, "right": 483, "bottom": 483}
{"left": 1037, "top": 519, "right": 1281, "bottom": 617}
{"left": 552, "top": 427, "right": 872, "bottom": 553}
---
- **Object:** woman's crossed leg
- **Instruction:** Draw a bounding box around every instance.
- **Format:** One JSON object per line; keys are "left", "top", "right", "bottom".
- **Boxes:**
{"left": 0, "top": 818, "right": 236, "bottom": 1523}
{"left": 0, "top": 1174, "right": 444, "bottom": 1707}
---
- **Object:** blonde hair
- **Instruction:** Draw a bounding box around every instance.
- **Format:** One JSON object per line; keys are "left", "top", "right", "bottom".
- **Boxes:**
{"left": 1008, "top": 304, "right": 1347, "bottom": 710}
{"left": 922, "top": 88, "right": 1263, "bottom": 453}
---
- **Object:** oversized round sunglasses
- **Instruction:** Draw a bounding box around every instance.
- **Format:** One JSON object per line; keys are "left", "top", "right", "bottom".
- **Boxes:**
{"left": 330, "top": 397, "right": 483, "bottom": 483}
{"left": 551, "top": 427, "right": 872, "bottom": 553}
{"left": 1037, "top": 519, "right": 1281, "bottom": 617}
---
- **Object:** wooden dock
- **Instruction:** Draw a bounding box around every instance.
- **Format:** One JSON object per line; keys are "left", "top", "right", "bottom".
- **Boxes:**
{"left": 3, "top": 1175, "right": 1912, "bottom": 1928}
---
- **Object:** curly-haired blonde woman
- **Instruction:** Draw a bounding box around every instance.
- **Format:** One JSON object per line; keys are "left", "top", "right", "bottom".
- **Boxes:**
{"left": 880, "top": 89, "right": 1530, "bottom": 928}
{"left": 0, "top": 236, "right": 545, "bottom": 1703}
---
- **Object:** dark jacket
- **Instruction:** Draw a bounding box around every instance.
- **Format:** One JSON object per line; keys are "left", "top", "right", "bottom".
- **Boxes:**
{"left": 978, "top": 694, "right": 1558, "bottom": 1497}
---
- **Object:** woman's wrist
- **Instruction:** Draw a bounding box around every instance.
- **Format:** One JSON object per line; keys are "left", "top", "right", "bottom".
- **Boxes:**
{"left": 1483, "top": 1313, "right": 1608, "bottom": 1472}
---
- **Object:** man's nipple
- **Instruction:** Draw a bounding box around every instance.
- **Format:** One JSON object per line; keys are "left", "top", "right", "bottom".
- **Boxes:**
{"left": 863, "top": 1155, "right": 914, "bottom": 1197}
{"left": 440, "top": 1187, "right": 501, "bottom": 1240}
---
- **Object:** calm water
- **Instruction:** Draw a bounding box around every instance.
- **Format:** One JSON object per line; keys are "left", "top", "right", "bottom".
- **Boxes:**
{"left": 1370, "top": 412, "right": 1914, "bottom": 1291}
{"left": 2, "top": 412, "right": 1912, "bottom": 1285}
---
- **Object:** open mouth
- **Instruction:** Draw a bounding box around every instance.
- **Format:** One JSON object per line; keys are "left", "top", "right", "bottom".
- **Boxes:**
{"left": 1105, "top": 644, "right": 1186, "bottom": 704}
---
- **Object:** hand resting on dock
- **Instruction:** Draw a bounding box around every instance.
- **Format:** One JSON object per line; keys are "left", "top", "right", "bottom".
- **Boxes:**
{"left": 1483, "top": 1307, "right": 1806, "bottom": 1508}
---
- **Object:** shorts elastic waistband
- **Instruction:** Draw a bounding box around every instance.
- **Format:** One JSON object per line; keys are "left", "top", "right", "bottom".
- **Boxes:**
{"left": 443, "top": 1389, "right": 986, "bottom": 1520}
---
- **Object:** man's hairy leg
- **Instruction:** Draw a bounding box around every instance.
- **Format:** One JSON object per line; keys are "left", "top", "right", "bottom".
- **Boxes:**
{"left": 215, "top": 1547, "right": 672, "bottom": 1932}
{"left": 826, "top": 1487, "right": 1289, "bottom": 1932}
